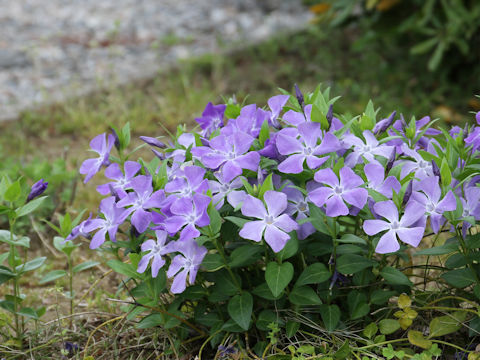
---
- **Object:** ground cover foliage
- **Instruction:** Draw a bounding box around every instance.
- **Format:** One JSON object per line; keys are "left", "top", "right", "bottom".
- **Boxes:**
{"left": 1, "top": 26, "right": 480, "bottom": 359}
{"left": 3, "top": 85, "right": 479, "bottom": 359}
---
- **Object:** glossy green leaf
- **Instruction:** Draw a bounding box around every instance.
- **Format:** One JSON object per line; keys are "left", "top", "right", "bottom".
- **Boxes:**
{"left": 228, "top": 292, "right": 253, "bottom": 331}
{"left": 265, "top": 262, "right": 294, "bottom": 298}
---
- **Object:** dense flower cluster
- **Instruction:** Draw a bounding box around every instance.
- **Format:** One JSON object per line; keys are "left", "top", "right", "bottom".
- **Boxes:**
{"left": 71, "top": 90, "right": 480, "bottom": 294}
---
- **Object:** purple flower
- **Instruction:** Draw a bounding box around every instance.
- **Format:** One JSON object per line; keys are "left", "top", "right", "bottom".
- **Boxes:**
{"left": 411, "top": 176, "right": 456, "bottom": 233}
{"left": 465, "top": 127, "right": 480, "bottom": 151}
{"left": 310, "top": 167, "right": 368, "bottom": 217}
{"left": 79, "top": 133, "right": 115, "bottom": 183}
{"left": 195, "top": 102, "right": 226, "bottom": 137}
{"left": 460, "top": 186, "right": 480, "bottom": 237}
{"left": 140, "top": 136, "right": 166, "bottom": 148}
{"left": 363, "top": 200, "right": 425, "bottom": 253}
{"left": 364, "top": 162, "right": 400, "bottom": 199}
{"left": 397, "top": 144, "right": 433, "bottom": 180}
{"left": 283, "top": 186, "right": 315, "bottom": 240}
{"left": 96, "top": 161, "right": 142, "bottom": 197}
{"left": 276, "top": 122, "right": 341, "bottom": 174}
{"left": 165, "top": 165, "right": 209, "bottom": 199}
{"left": 343, "top": 130, "right": 394, "bottom": 167}
{"left": 267, "top": 95, "right": 290, "bottom": 127}
{"left": 164, "top": 194, "right": 211, "bottom": 242}
{"left": 239, "top": 191, "right": 298, "bottom": 252}
{"left": 208, "top": 171, "right": 247, "bottom": 210}
{"left": 84, "top": 197, "right": 129, "bottom": 249}
{"left": 221, "top": 104, "right": 265, "bottom": 138}
{"left": 137, "top": 230, "right": 173, "bottom": 277}
{"left": 373, "top": 111, "right": 396, "bottom": 135}
{"left": 295, "top": 84, "right": 304, "bottom": 106}
{"left": 283, "top": 106, "right": 311, "bottom": 126}
{"left": 167, "top": 238, "right": 207, "bottom": 294}
{"left": 27, "top": 179, "right": 48, "bottom": 202}
{"left": 116, "top": 175, "right": 167, "bottom": 233}
{"left": 65, "top": 213, "right": 92, "bottom": 242}
{"left": 191, "top": 132, "right": 260, "bottom": 182}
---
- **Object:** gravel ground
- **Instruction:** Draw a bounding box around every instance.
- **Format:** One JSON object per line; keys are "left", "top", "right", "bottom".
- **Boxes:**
{"left": 0, "top": 0, "right": 311, "bottom": 121}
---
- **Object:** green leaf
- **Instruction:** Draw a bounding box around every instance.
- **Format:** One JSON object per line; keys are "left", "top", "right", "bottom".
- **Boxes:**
{"left": 227, "top": 292, "right": 253, "bottom": 331}
{"left": 407, "top": 330, "right": 432, "bottom": 349}
{"left": 225, "top": 216, "right": 249, "bottom": 228}
{"left": 286, "top": 321, "right": 300, "bottom": 338}
{"left": 265, "top": 262, "right": 294, "bottom": 298}
{"left": 319, "top": 304, "right": 340, "bottom": 332}
{"left": 441, "top": 268, "right": 476, "bottom": 288}
{"left": 201, "top": 253, "right": 224, "bottom": 272}
{"left": 380, "top": 266, "right": 412, "bottom": 286}
{"left": 379, "top": 319, "right": 400, "bottom": 335}
{"left": 252, "top": 283, "right": 282, "bottom": 300}
{"left": 0, "top": 230, "right": 30, "bottom": 248}
{"left": 136, "top": 313, "right": 164, "bottom": 329}
{"left": 229, "top": 244, "right": 263, "bottom": 268}
{"left": 410, "top": 37, "right": 438, "bottom": 55}
{"left": 289, "top": 286, "right": 322, "bottom": 306}
{"left": 72, "top": 261, "right": 99, "bottom": 274}
{"left": 16, "top": 257, "right": 46, "bottom": 274}
{"left": 363, "top": 323, "right": 378, "bottom": 339}
{"left": 277, "top": 234, "right": 298, "bottom": 261}
{"left": 258, "top": 174, "right": 274, "bottom": 200}
{"left": 39, "top": 270, "right": 67, "bottom": 284}
{"left": 295, "top": 263, "right": 330, "bottom": 287}
{"left": 347, "top": 292, "right": 369, "bottom": 320}
{"left": 106, "top": 259, "right": 142, "bottom": 279}
{"left": 207, "top": 205, "right": 222, "bottom": 235}
{"left": 337, "top": 254, "right": 376, "bottom": 275}
{"left": 334, "top": 340, "right": 351, "bottom": 359}
{"left": 311, "top": 104, "right": 329, "bottom": 130}
{"left": 429, "top": 312, "right": 467, "bottom": 338}
{"left": 16, "top": 196, "right": 47, "bottom": 218}
{"left": 337, "top": 234, "right": 367, "bottom": 245}
{"left": 428, "top": 41, "right": 446, "bottom": 71}
{"left": 258, "top": 120, "right": 270, "bottom": 147}
{"left": 440, "top": 157, "right": 452, "bottom": 187}
{"left": 17, "top": 307, "right": 39, "bottom": 320}
{"left": 256, "top": 310, "right": 280, "bottom": 331}
{"left": 53, "top": 236, "right": 78, "bottom": 257}
{"left": 4, "top": 181, "right": 21, "bottom": 202}
{"left": 414, "top": 242, "right": 458, "bottom": 255}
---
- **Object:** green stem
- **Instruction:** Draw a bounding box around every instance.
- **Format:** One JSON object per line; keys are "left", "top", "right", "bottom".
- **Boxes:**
{"left": 213, "top": 236, "right": 241, "bottom": 291}
{"left": 68, "top": 254, "right": 74, "bottom": 329}
{"left": 9, "top": 219, "right": 21, "bottom": 346}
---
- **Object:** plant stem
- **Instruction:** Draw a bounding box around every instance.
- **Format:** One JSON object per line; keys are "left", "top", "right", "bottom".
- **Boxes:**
{"left": 9, "top": 219, "right": 21, "bottom": 346}
{"left": 68, "top": 254, "right": 74, "bottom": 329}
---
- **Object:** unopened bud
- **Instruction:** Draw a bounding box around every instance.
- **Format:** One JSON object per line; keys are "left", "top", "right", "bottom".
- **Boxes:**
{"left": 326, "top": 104, "right": 333, "bottom": 129}
{"left": 386, "top": 148, "right": 396, "bottom": 173}
{"left": 294, "top": 83, "right": 304, "bottom": 107}
{"left": 27, "top": 179, "right": 48, "bottom": 202}
{"left": 110, "top": 127, "right": 121, "bottom": 150}
{"left": 402, "top": 181, "right": 413, "bottom": 207}
{"left": 140, "top": 136, "right": 166, "bottom": 149}
{"left": 431, "top": 160, "right": 440, "bottom": 178}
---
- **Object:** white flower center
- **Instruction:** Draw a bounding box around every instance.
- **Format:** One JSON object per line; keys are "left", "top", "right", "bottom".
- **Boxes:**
{"left": 333, "top": 186, "right": 343, "bottom": 195}
{"left": 264, "top": 215, "right": 275, "bottom": 225}
{"left": 391, "top": 221, "right": 400, "bottom": 230}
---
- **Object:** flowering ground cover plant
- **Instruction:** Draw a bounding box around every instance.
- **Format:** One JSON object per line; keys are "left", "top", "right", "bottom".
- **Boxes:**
{"left": 72, "top": 86, "right": 480, "bottom": 358}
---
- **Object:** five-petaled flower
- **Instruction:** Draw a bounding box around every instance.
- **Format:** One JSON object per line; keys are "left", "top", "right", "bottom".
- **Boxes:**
{"left": 239, "top": 191, "right": 298, "bottom": 252}
{"left": 116, "top": 175, "right": 166, "bottom": 233}
{"left": 192, "top": 132, "right": 260, "bottom": 182}
{"left": 276, "top": 122, "right": 341, "bottom": 174}
{"left": 310, "top": 167, "right": 368, "bottom": 217}
{"left": 363, "top": 200, "right": 425, "bottom": 253}
{"left": 137, "top": 230, "right": 173, "bottom": 277}
{"left": 84, "top": 197, "right": 129, "bottom": 249}
{"left": 80, "top": 133, "right": 115, "bottom": 183}
{"left": 167, "top": 238, "right": 207, "bottom": 294}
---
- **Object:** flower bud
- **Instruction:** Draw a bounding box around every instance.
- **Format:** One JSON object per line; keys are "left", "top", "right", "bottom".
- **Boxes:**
{"left": 140, "top": 136, "right": 166, "bottom": 149}
{"left": 326, "top": 104, "right": 333, "bottom": 129}
{"left": 151, "top": 148, "right": 165, "bottom": 160}
{"left": 294, "top": 83, "right": 304, "bottom": 107}
{"left": 110, "top": 127, "right": 121, "bottom": 150}
{"left": 385, "top": 148, "right": 396, "bottom": 173}
{"left": 27, "top": 179, "right": 48, "bottom": 202}
{"left": 476, "top": 111, "right": 480, "bottom": 125}
{"left": 402, "top": 181, "right": 413, "bottom": 207}
{"left": 431, "top": 160, "right": 440, "bottom": 178}
{"left": 374, "top": 111, "right": 396, "bottom": 135}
